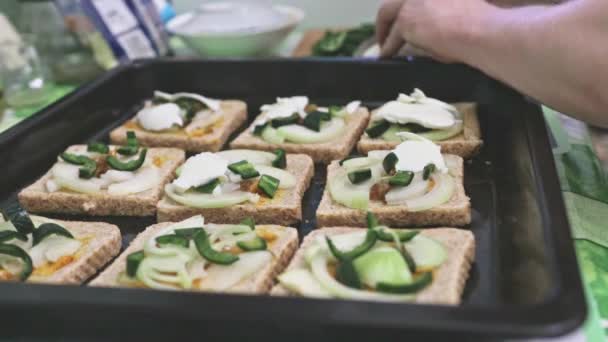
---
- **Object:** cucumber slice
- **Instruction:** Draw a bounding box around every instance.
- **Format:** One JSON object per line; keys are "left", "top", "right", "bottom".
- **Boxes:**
{"left": 216, "top": 150, "right": 275, "bottom": 166}
{"left": 278, "top": 268, "right": 332, "bottom": 298}
{"left": 353, "top": 246, "right": 412, "bottom": 288}
{"left": 309, "top": 251, "right": 414, "bottom": 301}
{"left": 261, "top": 126, "right": 286, "bottom": 144}
{"left": 254, "top": 166, "right": 296, "bottom": 189}
{"left": 419, "top": 121, "right": 463, "bottom": 141}
{"left": 328, "top": 171, "right": 371, "bottom": 210}
{"left": 165, "top": 184, "right": 253, "bottom": 208}
{"left": 277, "top": 117, "right": 345, "bottom": 144}
{"left": 402, "top": 173, "right": 455, "bottom": 211}
{"left": 404, "top": 235, "right": 447, "bottom": 271}
{"left": 382, "top": 122, "right": 464, "bottom": 142}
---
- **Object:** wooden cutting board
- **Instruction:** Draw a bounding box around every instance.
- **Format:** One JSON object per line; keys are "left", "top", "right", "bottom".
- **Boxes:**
{"left": 292, "top": 29, "right": 330, "bottom": 57}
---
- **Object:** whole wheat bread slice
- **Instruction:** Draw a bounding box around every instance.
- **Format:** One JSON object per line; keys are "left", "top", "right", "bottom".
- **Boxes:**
{"left": 157, "top": 154, "right": 314, "bottom": 225}
{"left": 316, "top": 155, "right": 471, "bottom": 227}
{"left": 19, "top": 146, "right": 185, "bottom": 216}
{"left": 110, "top": 100, "right": 247, "bottom": 152}
{"left": 90, "top": 221, "right": 299, "bottom": 294}
{"left": 229, "top": 108, "right": 370, "bottom": 163}
{"left": 27, "top": 219, "right": 121, "bottom": 285}
{"left": 357, "top": 103, "right": 482, "bottom": 158}
{"left": 271, "top": 227, "right": 475, "bottom": 305}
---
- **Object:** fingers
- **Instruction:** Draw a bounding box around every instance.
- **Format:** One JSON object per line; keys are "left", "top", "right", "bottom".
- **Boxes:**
{"left": 376, "top": 0, "right": 406, "bottom": 45}
{"left": 380, "top": 20, "right": 406, "bottom": 58}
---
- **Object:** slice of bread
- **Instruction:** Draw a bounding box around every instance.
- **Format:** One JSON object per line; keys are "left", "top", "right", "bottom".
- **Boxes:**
{"left": 271, "top": 227, "right": 475, "bottom": 305}
{"left": 229, "top": 108, "right": 370, "bottom": 163}
{"left": 157, "top": 154, "right": 314, "bottom": 225}
{"left": 19, "top": 146, "right": 185, "bottom": 216}
{"left": 90, "top": 222, "right": 299, "bottom": 294}
{"left": 316, "top": 155, "right": 471, "bottom": 227}
{"left": 110, "top": 100, "right": 247, "bottom": 152}
{"left": 357, "top": 103, "right": 482, "bottom": 158}
{"left": 27, "top": 218, "right": 121, "bottom": 285}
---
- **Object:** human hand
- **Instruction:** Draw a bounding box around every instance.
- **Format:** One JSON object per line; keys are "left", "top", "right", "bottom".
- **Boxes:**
{"left": 376, "top": 0, "right": 494, "bottom": 61}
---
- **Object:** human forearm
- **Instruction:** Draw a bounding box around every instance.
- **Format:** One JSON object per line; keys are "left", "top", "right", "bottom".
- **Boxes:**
{"left": 461, "top": 1, "right": 608, "bottom": 127}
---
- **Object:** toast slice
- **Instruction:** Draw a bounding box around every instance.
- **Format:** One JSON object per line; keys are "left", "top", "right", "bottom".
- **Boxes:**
{"left": 230, "top": 108, "right": 370, "bottom": 163}
{"left": 90, "top": 221, "right": 299, "bottom": 294}
{"left": 19, "top": 146, "right": 185, "bottom": 216}
{"left": 271, "top": 227, "right": 475, "bottom": 305}
{"left": 157, "top": 154, "right": 315, "bottom": 225}
{"left": 357, "top": 103, "right": 482, "bottom": 158}
{"left": 110, "top": 100, "right": 247, "bottom": 152}
{"left": 20, "top": 218, "right": 121, "bottom": 284}
{"left": 316, "top": 155, "right": 471, "bottom": 227}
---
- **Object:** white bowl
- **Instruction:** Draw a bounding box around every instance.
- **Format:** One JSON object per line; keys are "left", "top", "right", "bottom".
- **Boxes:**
{"left": 167, "top": 4, "right": 304, "bottom": 57}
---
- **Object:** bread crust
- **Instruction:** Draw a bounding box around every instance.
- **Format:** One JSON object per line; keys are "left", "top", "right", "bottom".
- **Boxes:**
{"left": 27, "top": 219, "right": 121, "bottom": 285}
{"left": 157, "top": 154, "right": 314, "bottom": 225}
{"left": 18, "top": 146, "right": 185, "bottom": 216}
{"left": 90, "top": 221, "right": 299, "bottom": 294}
{"left": 110, "top": 100, "right": 248, "bottom": 152}
{"left": 229, "top": 108, "right": 370, "bottom": 163}
{"left": 316, "top": 155, "right": 471, "bottom": 227}
{"left": 357, "top": 103, "right": 483, "bottom": 158}
{"left": 271, "top": 227, "right": 475, "bottom": 305}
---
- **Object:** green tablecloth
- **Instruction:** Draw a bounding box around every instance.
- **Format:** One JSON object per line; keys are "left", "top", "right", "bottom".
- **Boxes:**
{"left": 544, "top": 108, "right": 608, "bottom": 340}
{"left": 0, "top": 85, "right": 75, "bottom": 133}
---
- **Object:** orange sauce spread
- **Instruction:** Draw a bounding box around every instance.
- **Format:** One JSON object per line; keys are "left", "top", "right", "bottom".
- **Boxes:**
{"left": 187, "top": 118, "right": 225, "bottom": 138}
{"left": 123, "top": 120, "right": 141, "bottom": 130}
{"left": 153, "top": 155, "right": 168, "bottom": 167}
{"left": 33, "top": 255, "right": 75, "bottom": 277}
{"left": 427, "top": 178, "right": 436, "bottom": 191}
{"left": 31, "top": 236, "right": 91, "bottom": 277}
{"left": 0, "top": 269, "right": 14, "bottom": 281}
{"left": 256, "top": 227, "right": 278, "bottom": 243}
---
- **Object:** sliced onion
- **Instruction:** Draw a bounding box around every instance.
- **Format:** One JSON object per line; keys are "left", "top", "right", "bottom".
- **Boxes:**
{"left": 277, "top": 117, "right": 345, "bottom": 144}
{"left": 29, "top": 235, "right": 81, "bottom": 267}
{"left": 403, "top": 172, "right": 455, "bottom": 211}
{"left": 212, "top": 231, "right": 257, "bottom": 250}
{"left": 198, "top": 251, "right": 271, "bottom": 291}
{"left": 254, "top": 166, "right": 296, "bottom": 189}
{"left": 107, "top": 167, "right": 159, "bottom": 195}
{"left": 52, "top": 164, "right": 101, "bottom": 194}
{"left": 385, "top": 173, "right": 428, "bottom": 205}
{"left": 278, "top": 269, "right": 332, "bottom": 298}
{"left": 165, "top": 184, "right": 254, "bottom": 208}
{"left": 342, "top": 157, "right": 381, "bottom": 173}
{"left": 101, "top": 170, "right": 134, "bottom": 183}
{"left": 367, "top": 150, "right": 391, "bottom": 160}
{"left": 328, "top": 170, "right": 373, "bottom": 210}
{"left": 185, "top": 110, "right": 222, "bottom": 134}
{"left": 216, "top": 150, "right": 275, "bottom": 166}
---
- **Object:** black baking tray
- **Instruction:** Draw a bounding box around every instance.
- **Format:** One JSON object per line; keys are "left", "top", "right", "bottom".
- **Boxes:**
{"left": 0, "top": 59, "right": 585, "bottom": 340}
